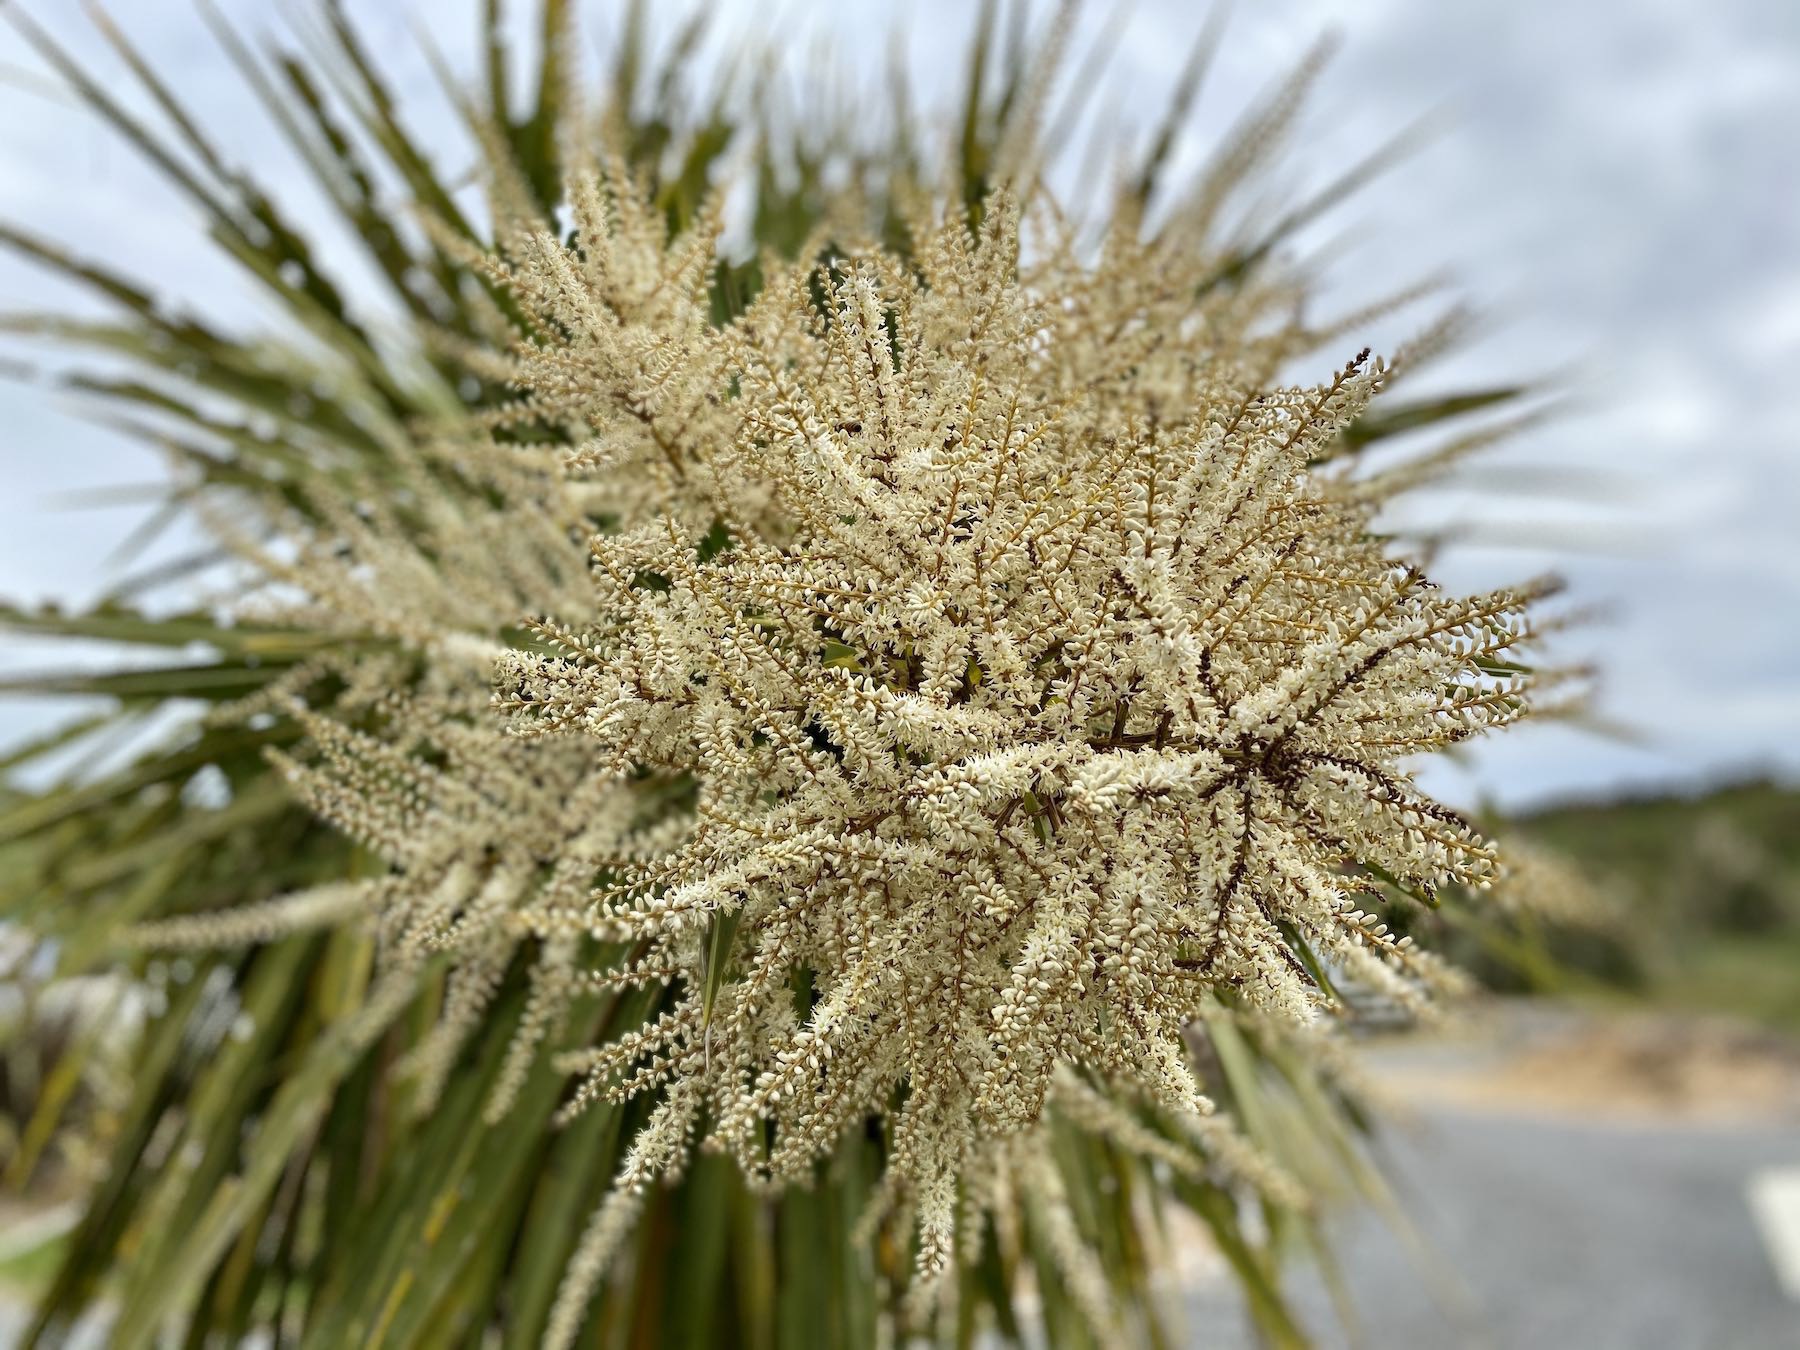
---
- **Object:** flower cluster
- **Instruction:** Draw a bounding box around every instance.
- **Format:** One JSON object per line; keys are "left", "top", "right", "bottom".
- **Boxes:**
{"left": 487, "top": 195, "right": 1547, "bottom": 1302}
{"left": 162, "top": 130, "right": 1556, "bottom": 1335}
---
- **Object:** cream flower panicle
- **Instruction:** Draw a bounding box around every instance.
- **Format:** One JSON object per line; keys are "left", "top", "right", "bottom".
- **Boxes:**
{"left": 485, "top": 193, "right": 1550, "bottom": 1304}
{"left": 166, "top": 114, "right": 1559, "bottom": 1337}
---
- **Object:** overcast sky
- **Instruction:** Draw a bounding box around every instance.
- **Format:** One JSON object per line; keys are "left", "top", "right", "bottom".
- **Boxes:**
{"left": 1, "top": 1, "right": 1796, "bottom": 812}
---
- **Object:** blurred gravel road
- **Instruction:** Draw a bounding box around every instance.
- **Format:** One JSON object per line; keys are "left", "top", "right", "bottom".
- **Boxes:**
{"left": 1188, "top": 1010, "right": 1800, "bottom": 1349}
{"left": 1185, "top": 1106, "right": 1800, "bottom": 1349}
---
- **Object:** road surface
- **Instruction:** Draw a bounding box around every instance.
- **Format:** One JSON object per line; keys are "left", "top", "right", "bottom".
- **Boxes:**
{"left": 1185, "top": 1011, "right": 1800, "bottom": 1349}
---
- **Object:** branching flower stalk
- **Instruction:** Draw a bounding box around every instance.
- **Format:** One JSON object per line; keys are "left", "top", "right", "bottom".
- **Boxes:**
{"left": 232, "top": 160, "right": 1554, "bottom": 1335}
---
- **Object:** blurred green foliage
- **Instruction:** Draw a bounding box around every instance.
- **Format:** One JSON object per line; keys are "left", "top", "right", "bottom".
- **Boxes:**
{"left": 1519, "top": 781, "right": 1800, "bottom": 1031}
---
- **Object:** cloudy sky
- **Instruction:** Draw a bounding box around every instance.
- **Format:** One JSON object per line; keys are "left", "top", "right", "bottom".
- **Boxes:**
{"left": 1, "top": 1, "right": 1795, "bottom": 811}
